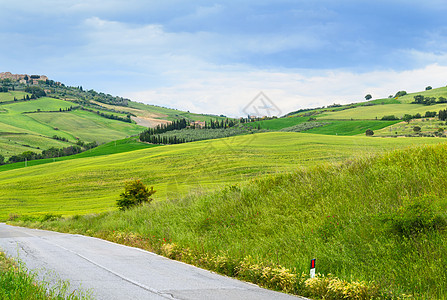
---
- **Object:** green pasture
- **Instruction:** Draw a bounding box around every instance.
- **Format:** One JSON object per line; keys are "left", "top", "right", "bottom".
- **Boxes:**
{"left": 396, "top": 86, "right": 447, "bottom": 103}
{"left": 305, "top": 120, "right": 399, "bottom": 135}
{"left": 84, "top": 106, "right": 129, "bottom": 118}
{"left": 27, "top": 110, "right": 144, "bottom": 143}
{"left": 0, "top": 138, "right": 160, "bottom": 172}
{"left": 1, "top": 97, "right": 73, "bottom": 113}
{"left": 0, "top": 114, "right": 74, "bottom": 141}
{"left": 0, "top": 97, "right": 147, "bottom": 157}
{"left": 0, "top": 134, "right": 72, "bottom": 158}
{"left": 0, "top": 132, "right": 444, "bottom": 220}
{"left": 0, "top": 91, "right": 30, "bottom": 103}
{"left": 318, "top": 103, "right": 447, "bottom": 120}
{"left": 244, "top": 117, "right": 399, "bottom": 135}
{"left": 244, "top": 116, "right": 308, "bottom": 130}
{"left": 374, "top": 118, "right": 447, "bottom": 136}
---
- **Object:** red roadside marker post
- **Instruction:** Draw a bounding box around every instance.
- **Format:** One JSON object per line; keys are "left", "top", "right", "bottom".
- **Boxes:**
{"left": 310, "top": 258, "right": 316, "bottom": 278}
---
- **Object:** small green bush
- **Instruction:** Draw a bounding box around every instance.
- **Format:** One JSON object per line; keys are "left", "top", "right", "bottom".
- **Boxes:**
{"left": 116, "top": 180, "right": 156, "bottom": 210}
{"left": 385, "top": 195, "right": 446, "bottom": 237}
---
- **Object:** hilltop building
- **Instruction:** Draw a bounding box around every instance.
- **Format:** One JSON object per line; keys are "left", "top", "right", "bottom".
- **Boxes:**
{"left": 0, "top": 72, "right": 49, "bottom": 85}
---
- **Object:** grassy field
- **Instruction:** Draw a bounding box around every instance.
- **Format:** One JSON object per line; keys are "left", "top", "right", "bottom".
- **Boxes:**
{"left": 317, "top": 103, "right": 447, "bottom": 120}
{"left": 0, "top": 97, "right": 147, "bottom": 158}
{"left": 1, "top": 97, "right": 73, "bottom": 113}
{"left": 305, "top": 120, "right": 400, "bottom": 135}
{"left": 21, "top": 143, "right": 447, "bottom": 298}
{"left": 0, "top": 133, "right": 72, "bottom": 159}
{"left": 0, "top": 132, "right": 445, "bottom": 220}
{"left": 0, "top": 137, "right": 160, "bottom": 172}
{"left": 374, "top": 118, "right": 447, "bottom": 137}
{"left": 0, "top": 252, "right": 87, "bottom": 299}
{"left": 243, "top": 117, "right": 398, "bottom": 135}
{"left": 244, "top": 116, "right": 308, "bottom": 130}
{"left": 28, "top": 110, "right": 144, "bottom": 143}
{"left": 396, "top": 86, "right": 447, "bottom": 103}
{"left": 0, "top": 91, "right": 30, "bottom": 103}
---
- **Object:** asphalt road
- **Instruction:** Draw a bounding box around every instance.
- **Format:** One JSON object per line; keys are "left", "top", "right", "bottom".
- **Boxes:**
{"left": 0, "top": 223, "right": 306, "bottom": 300}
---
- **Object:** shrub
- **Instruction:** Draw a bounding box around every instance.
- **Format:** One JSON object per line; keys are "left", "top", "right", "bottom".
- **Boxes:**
{"left": 413, "top": 126, "right": 421, "bottom": 132}
{"left": 394, "top": 91, "right": 407, "bottom": 98}
{"left": 365, "top": 129, "right": 374, "bottom": 136}
{"left": 384, "top": 195, "right": 446, "bottom": 237}
{"left": 116, "top": 180, "right": 156, "bottom": 210}
{"left": 381, "top": 115, "right": 399, "bottom": 121}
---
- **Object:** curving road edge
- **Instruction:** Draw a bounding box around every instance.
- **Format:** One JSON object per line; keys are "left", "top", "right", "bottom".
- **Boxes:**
{"left": 0, "top": 223, "right": 306, "bottom": 300}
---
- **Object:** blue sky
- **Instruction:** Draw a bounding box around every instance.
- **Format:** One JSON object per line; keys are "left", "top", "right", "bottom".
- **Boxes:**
{"left": 2, "top": 0, "right": 447, "bottom": 116}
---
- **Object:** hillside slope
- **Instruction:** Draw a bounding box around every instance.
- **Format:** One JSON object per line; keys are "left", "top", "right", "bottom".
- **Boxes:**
{"left": 0, "top": 76, "right": 229, "bottom": 159}
{"left": 0, "top": 132, "right": 444, "bottom": 220}
{"left": 21, "top": 142, "right": 447, "bottom": 299}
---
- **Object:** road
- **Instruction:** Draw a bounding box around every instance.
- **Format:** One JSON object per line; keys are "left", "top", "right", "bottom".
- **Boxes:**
{"left": 0, "top": 223, "right": 306, "bottom": 300}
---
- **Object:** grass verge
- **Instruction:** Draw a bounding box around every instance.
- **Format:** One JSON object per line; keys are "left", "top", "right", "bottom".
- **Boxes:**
{"left": 0, "top": 252, "right": 89, "bottom": 299}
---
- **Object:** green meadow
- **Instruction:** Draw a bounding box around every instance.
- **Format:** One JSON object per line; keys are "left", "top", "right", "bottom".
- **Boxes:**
{"left": 0, "top": 97, "right": 146, "bottom": 158}
{"left": 0, "top": 137, "right": 160, "bottom": 172}
{"left": 0, "top": 132, "right": 444, "bottom": 220}
{"left": 244, "top": 116, "right": 308, "bottom": 130}
{"left": 317, "top": 103, "right": 447, "bottom": 120}
{"left": 306, "top": 120, "right": 399, "bottom": 135}
{"left": 0, "top": 133, "right": 71, "bottom": 159}
{"left": 243, "top": 116, "right": 398, "bottom": 135}
{"left": 27, "top": 110, "right": 144, "bottom": 143}
{"left": 396, "top": 86, "right": 447, "bottom": 103}
{"left": 0, "top": 91, "right": 30, "bottom": 103}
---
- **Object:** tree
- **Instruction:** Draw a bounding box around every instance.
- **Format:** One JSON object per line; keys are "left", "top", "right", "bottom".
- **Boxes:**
{"left": 424, "top": 111, "right": 436, "bottom": 118}
{"left": 394, "top": 91, "right": 407, "bottom": 98}
{"left": 402, "top": 114, "right": 413, "bottom": 124}
{"left": 365, "top": 129, "right": 374, "bottom": 136}
{"left": 365, "top": 94, "right": 372, "bottom": 101}
{"left": 426, "top": 86, "right": 432, "bottom": 91}
{"left": 116, "top": 180, "right": 156, "bottom": 210}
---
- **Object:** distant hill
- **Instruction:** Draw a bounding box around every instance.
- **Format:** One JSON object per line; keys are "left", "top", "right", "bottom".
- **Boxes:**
{"left": 0, "top": 73, "right": 228, "bottom": 159}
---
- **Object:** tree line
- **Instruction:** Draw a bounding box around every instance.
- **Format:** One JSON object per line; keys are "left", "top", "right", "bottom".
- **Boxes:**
{"left": 139, "top": 119, "right": 189, "bottom": 143}
{"left": 412, "top": 95, "right": 447, "bottom": 105}
{"left": 139, "top": 118, "right": 240, "bottom": 145}
{"left": 0, "top": 141, "right": 98, "bottom": 165}
{"left": 142, "top": 135, "right": 186, "bottom": 145}
{"left": 78, "top": 107, "right": 132, "bottom": 123}
{"left": 202, "top": 119, "right": 236, "bottom": 129}
{"left": 438, "top": 109, "right": 447, "bottom": 121}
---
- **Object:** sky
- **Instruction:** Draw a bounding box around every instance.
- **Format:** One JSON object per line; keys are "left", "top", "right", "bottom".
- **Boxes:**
{"left": 2, "top": 0, "right": 447, "bottom": 117}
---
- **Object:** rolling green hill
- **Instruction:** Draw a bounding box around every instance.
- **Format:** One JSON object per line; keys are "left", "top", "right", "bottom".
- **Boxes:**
{"left": 317, "top": 103, "right": 447, "bottom": 120}
{"left": 0, "top": 83, "right": 230, "bottom": 159}
{"left": 0, "top": 91, "right": 30, "bottom": 103}
{"left": 17, "top": 141, "right": 447, "bottom": 299}
{"left": 0, "top": 132, "right": 444, "bottom": 220}
{"left": 396, "top": 86, "right": 447, "bottom": 103}
{"left": 0, "top": 97, "right": 146, "bottom": 159}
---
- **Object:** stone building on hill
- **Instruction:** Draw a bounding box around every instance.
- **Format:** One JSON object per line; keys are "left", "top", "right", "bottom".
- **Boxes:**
{"left": 0, "top": 72, "right": 49, "bottom": 85}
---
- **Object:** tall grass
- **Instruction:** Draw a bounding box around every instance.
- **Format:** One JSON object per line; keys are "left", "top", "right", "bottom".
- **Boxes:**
{"left": 0, "top": 252, "right": 89, "bottom": 299}
{"left": 1, "top": 132, "right": 444, "bottom": 220}
{"left": 21, "top": 143, "right": 447, "bottom": 298}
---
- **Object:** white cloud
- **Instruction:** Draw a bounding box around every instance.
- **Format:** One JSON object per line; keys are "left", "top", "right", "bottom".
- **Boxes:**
{"left": 126, "top": 64, "right": 447, "bottom": 117}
